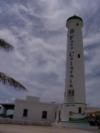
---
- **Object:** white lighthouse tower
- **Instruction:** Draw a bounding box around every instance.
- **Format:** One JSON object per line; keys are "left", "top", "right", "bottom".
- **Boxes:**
{"left": 61, "top": 15, "right": 86, "bottom": 122}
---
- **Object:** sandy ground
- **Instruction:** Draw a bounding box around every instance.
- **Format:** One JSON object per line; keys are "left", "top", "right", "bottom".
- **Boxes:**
{"left": 0, "top": 124, "right": 97, "bottom": 133}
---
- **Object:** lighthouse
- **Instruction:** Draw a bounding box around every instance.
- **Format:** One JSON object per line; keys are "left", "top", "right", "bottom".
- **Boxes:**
{"left": 61, "top": 15, "right": 86, "bottom": 121}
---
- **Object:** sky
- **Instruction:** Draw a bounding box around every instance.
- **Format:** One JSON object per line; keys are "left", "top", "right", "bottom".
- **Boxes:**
{"left": 0, "top": 0, "right": 100, "bottom": 107}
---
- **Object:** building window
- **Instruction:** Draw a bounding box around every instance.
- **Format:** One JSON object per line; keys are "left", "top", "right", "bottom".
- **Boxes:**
{"left": 69, "top": 35, "right": 73, "bottom": 40}
{"left": 70, "top": 57, "right": 73, "bottom": 61}
{"left": 70, "top": 79, "right": 72, "bottom": 83}
{"left": 72, "top": 90, "right": 74, "bottom": 96}
{"left": 77, "top": 54, "right": 80, "bottom": 58}
{"left": 70, "top": 84, "right": 73, "bottom": 87}
{"left": 70, "top": 70, "right": 73, "bottom": 74}
{"left": 23, "top": 109, "right": 28, "bottom": 117}
{"left": 78, "top": 107, "right": 82, "bottom": 114}
{"left": 70, "top": 62, "right": 72, "bottom": 65}
{"left": 70, "top": 74, "right": 74, "bottom": 77}
{"left": 42, "top": 111, "right": 47, "bottom": 119}
{"left": 68, "top": 89, "right": 71, "bottom": 95}
{"left": 70, "top": 66, "right": 73, "bottom": 70}
{"left": 68, "top": 89, "right": 74, "bottom": 96}
{"left": 76, "top": 23, "right": 79, "bottom": 26}
{"left": 70, "top": 29, "right": 75, "bottom": 34}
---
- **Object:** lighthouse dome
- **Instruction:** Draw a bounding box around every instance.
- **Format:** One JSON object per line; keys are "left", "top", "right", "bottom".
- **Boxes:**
{"left": 67, "top": 15, "right": 83, "bottom": 22}
{"left": 66, "top": 15, "right": 83, "bottom": 28}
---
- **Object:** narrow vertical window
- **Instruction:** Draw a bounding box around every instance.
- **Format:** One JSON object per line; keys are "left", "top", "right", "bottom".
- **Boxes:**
{"left": 72, "top": 90, "right": 74, "bottom": 96}
{"left": 76, "top": 23, "right": 79, "bottom": 26}
{"left": 70, "top": 29, "right": 74, "bottom": 34}
{"left": 78, "top": 107, "right": 82, "bottom": 114}
{"left": 77, "top": 53, "right": 80, "bottom": 58}
{"left": 42, "top": 111, "right": 47, "bottom": 119}
{"left": 23, "top": 109, "right": 28, "bottom": 117}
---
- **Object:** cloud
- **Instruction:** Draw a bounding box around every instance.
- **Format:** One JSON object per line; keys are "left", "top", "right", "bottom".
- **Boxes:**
{"left": 0, "top": 0, "right": 99, "bottom": 107}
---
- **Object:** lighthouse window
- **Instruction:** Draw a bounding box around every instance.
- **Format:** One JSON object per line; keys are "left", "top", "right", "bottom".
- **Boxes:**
{"left": 70, "top": 62, "right": 72, "bottom": 65}
{"left": 70, "top": 35, "right": 73, "bottom": 40}
{"left": 78, "top": 54, "right": 80, "bottom": 58}
{"left": 68, "top": 90, "right": 71, "bottom": 95}
{"left": 70, "top": 79, "right": 72, "bottom": 83}
{"left": 76, "top": 23, "right": 79, "bottom": 26}
{"left": 69, "top": 52, "right": 72, "bottom": 57}
{"left": 72, "top": 90, "right": 74, "bottom": 96}
{"left": 70, "top": 40, "right": 74, "bottom": 43}
{"left": 70, "top": 57, "right": 73, "bottom": 60}
{"left": 68, "top": 89, "right": 74, "bottom": 96}
{"left": 70, "top": 29, "right": 75, "bottom": 34}
{"left": 70, "top": 66, "right": 73, "bottom": 70}
{"left": 70, "top": 70, "right": 73, "bottom": 74}
{"left": 70, "top": 84, "right": 73, "bottom": 87}
{"left": 70, "top": 74, "right": 74, "bottom": 77}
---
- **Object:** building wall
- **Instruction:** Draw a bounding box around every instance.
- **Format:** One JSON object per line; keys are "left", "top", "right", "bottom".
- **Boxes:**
{"left": 61, "top": 103, "right": 86, "bottom": 121}
{"left": 14, "top": 97, "right": 57, "bottom": 123}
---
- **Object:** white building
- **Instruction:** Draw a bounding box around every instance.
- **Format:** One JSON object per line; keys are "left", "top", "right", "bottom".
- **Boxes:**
{"left": 13, "top": 15, "right": 86, "bottom": 123}
{"left": 14, "top": 96, "right": 58, "bottom": 123}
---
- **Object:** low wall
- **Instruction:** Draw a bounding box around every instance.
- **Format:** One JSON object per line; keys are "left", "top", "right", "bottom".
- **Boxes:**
{"left": 0, "top": 118, "right": 52, "bottom": 126}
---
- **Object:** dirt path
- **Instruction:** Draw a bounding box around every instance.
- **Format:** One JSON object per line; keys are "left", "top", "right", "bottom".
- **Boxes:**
{"left": 0, "top": 124, "right": 95, "bottom": 133}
